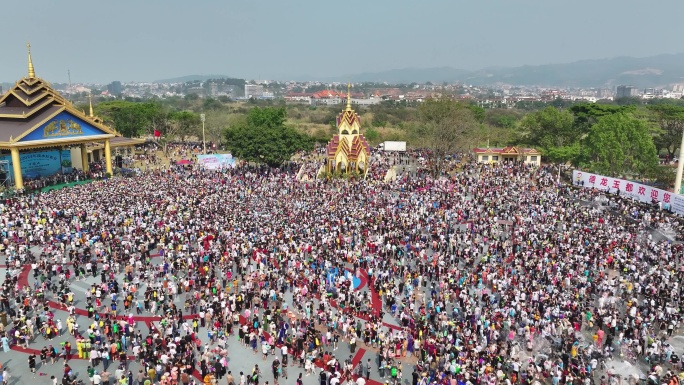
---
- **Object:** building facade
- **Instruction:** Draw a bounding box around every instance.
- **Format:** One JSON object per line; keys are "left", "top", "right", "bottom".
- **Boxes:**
{"left": 472, "top": 146, "right": 542, "bottom": 166}
{"left": 616, "top": 85, "right": 639, "bottom": 98}
{"left": 244, "top": 84, "right": 264, "bottom": 98}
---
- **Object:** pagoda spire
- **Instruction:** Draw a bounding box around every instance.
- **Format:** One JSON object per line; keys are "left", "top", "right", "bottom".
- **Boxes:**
{"left": 89, "top": 93, "right": 94, "bottom": 117}
{"left": 345, "top": 83, "right": 352, "bottom": 111}
{"left": 27, "top": 43, "right": 35, "bottom": 78}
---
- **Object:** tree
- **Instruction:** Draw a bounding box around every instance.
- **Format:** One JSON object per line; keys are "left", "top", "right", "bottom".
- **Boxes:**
{"left": 168, "top": 111, "right": 201, "bottom": 141}
{"left": 418, "top": 97, "right": 479, "bottom": 177}
{"left": 485, "top": 109, "right": 521, "bottom": 129}
{"left": 223, "top": 107, "right": 313, "bottom": 167}
{"left": 648, "top": 104, "right": 684, "bottom": 157}
{"left": 466, "top": 105, "right": 486, "bottom": 123}
{"left": 583, "top": 112, "right": 658, "bottom": 177}
{"left": 247, "top": 106, "right": 287, "bottom": 129}
{"left": 95, "top": 101, "right": 165, "bottom": 137}
{"left": 615, "top": 97, "right": 642, "bottom": 106}
{"left": 364, "top": 127, "right": 380, "bottom": 144}
{"left": 569, "top": 103, "right": 631, "bottom": 135}
{"left": 372, "top": 111, "right": 388, "bottom": 128}
{"left": 520, "top": 106, "right": 576, "bottom": 150}
{"left": 203, "top": 97, "right": 223, "bottom": 110}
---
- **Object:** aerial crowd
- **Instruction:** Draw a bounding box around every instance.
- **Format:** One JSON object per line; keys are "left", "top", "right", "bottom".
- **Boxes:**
{"left": 0, "top": 148, "right": 680, "bottom": 385}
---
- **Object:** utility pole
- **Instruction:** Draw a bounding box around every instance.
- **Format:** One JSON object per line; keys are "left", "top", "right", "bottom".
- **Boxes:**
{"left": 68, "top": 69, "right": 72, "bottom": 90}
{"left": 200, "top": 113, "right": 206, "bottom": 154}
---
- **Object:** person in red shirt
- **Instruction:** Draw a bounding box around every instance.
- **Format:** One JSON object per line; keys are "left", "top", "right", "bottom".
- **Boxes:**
{"left": 64, "top": 342, "right": 72, "bottom": 361}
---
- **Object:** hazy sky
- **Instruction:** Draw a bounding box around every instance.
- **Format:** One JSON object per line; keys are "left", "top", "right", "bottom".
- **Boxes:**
{"left": 1, "top": 0, "right": 682, "bottom": 84}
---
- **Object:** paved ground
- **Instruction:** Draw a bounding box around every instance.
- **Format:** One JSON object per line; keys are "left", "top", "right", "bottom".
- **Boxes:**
{"left": 0, "top": 245, "right": 411, "bottom": 385}
{"left": 3, "top": 171, "right": 680, "bottom": 384}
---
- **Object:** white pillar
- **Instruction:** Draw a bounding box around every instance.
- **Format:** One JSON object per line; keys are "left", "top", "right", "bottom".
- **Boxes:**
{"left": 674, "top": 129, "right": 684, "bottom": 195}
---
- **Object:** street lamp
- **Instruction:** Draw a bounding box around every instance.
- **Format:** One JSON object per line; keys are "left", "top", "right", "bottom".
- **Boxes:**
{"left": 200, "top": 113, "right": 206, "bottom": 154}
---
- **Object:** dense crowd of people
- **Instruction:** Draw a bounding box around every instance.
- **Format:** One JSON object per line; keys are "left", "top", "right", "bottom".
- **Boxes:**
{"left": 0, "top": 152, "right": 680, "bottom": 385}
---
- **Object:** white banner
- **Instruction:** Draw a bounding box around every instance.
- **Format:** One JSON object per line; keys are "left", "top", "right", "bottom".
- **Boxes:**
{"left": 572, "top": 170, "right": 684, "bottom": 216}
{"left": 197, "top": 154, "right": 235, "bottom": 170}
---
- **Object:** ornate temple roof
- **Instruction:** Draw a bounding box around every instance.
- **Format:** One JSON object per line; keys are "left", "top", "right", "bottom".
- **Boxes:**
{"left": 336, "top": 85, "right": 361, "bottom": 131}
{"left": 326, "top": 84, "right": 371, "bottom": 164}
{"left": 0, "top": 44, "right": 135, "bottom": 149}
{"left": 326, "top": 135, "right": 350, "bottom": 157}
{"left": 472, "top": 146, "right": 541, "bottom": 155}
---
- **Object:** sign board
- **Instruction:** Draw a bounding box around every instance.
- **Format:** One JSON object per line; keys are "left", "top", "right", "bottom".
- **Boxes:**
{"left": 1, "top": 149, "right": 72, "bottom": 180}
{"left": 197, "top": 154, "right": 235, "bottom": 170}
{"left": 572, "top": 170, "right": 684, "bottom": 216}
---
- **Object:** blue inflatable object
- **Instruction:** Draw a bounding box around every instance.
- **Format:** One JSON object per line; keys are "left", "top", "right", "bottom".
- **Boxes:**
{"left": 352, "top": 276, "right": 361, "bottom": 289}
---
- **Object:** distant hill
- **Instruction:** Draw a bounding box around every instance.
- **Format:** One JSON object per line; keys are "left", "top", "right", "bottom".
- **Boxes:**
{"left": 333, "top": 54, "right": 684, "bottom": 88}
{"left": 154, "top": 74, "right": 234, "bottom": 83}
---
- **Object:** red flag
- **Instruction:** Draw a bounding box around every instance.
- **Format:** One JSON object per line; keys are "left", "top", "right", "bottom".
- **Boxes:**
{"left": 154, "top": 130, "right": 161, "bottom": 138}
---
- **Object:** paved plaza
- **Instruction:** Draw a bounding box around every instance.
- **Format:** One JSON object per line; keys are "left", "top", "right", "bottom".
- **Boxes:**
{"left": 0, "top": 245, "right": 410, "bottom": 385}
{"left": 0, "top": 160, "right": 679, "bottom": 385}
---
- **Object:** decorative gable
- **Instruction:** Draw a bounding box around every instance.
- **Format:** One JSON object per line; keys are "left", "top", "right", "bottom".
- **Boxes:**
{"left": 18, "top": 111, "right": 111, "bottom": 142}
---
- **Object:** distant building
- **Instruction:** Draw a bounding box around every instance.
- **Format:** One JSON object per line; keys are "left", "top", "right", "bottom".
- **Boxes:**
{"left": 616, "top": 85, "right": 638, "bottom": 98}
{"left": 596, "top": 89, "right": 612, "bottom": 99}
{"left": 472, "top": 146, "right": 542, "bottom": 167}
{"left": 245, "top": 84, "right": 263, "bottom": 98}
{"left": 107, "top": 81, "right": 122, "bottom": 96}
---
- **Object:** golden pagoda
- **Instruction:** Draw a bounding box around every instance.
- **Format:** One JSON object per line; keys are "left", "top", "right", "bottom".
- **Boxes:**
{"left": 325, "top": 84, "right": 370, "bottom": 174}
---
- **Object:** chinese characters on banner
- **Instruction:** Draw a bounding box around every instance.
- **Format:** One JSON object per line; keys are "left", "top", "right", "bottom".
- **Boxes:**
{"left": 572, "top": 170, "right": 684, "bottom": 216}
{"left": 197, "top": 154, "right": 236, "bottom": 170}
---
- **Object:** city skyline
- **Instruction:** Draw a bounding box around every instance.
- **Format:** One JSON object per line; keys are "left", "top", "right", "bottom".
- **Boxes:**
{"left": 1, "top": 0, "right": 683, "bottom": 84}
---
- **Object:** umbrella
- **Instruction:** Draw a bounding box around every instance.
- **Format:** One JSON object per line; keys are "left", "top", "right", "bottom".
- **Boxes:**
{"left": 176, "top": 159, "right": 192, "bottom": 165}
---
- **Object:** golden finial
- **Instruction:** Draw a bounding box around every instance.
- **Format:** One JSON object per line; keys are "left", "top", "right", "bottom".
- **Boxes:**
{"left": 88, "top": 93, "right": 94, "bottom": 118}
{"left": 27, "top": 43, "right": 35, "bottom": 79}
{"left": 345, "top": 82, "right": 352, "bottom": 111}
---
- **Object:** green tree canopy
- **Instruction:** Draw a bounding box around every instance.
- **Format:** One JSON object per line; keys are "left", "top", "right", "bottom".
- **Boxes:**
{"left": 418, "top": 98, "right": 479, "bottom": 177}
{"left": 569, "top": 103, "right": 632, "bottom": 135}
{"left": 95, "top": 101, "right": 165, "bottom": 137}
{"left": 168, "top": 111, "right": 201, "bottom": 140}
{"left": 223, "top": 107, "right": 313, "bottom": 167}
{"left": 519, "top": 106, "right": 575, "bottom": 150}
{"left": 647, "top": 104, "right": 684, "bottom": 156}
{"left": 484, "top": 109, "right": 522, "bottom": 129}
{"left": 583, "top": 112, "right": 658, "bottom": 177}
{"left": 466, "top": 105, "right": 486, "bottom": 123}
